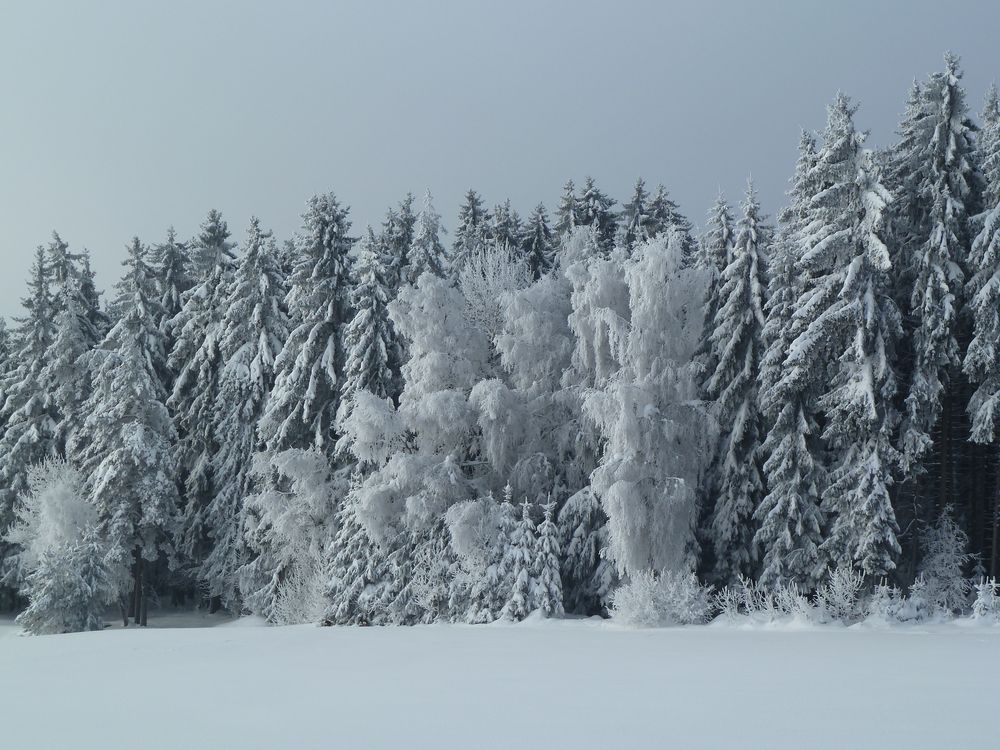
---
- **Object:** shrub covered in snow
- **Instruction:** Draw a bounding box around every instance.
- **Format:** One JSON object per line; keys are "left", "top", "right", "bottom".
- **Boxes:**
{"left": 611, "top": 570, "right": 715, "bottom": 627}
{"left": 972, "top": 578, "right": 1000, "bottom": 623}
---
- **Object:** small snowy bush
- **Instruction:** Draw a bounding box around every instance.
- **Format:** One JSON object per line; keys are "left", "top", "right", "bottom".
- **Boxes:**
{"left": 611, "top": 570, "right": 715, "bottom": 627}
{"left": 815, "top": 567, "right": 864, "bottom": 623}
{"left": 865, "top": 580, "right": 904, "bottom": 624}
{"left": 714, "top": 576, "right": 813, "bottom": 622}
{"left": 972, "top": 578, "right": 1000, "bottom": 623}
{"left": 918, "top": 507, "right": 972, "bottom": 615}
{"left": 271, "top": 558, "right": 328, "bottom": 626}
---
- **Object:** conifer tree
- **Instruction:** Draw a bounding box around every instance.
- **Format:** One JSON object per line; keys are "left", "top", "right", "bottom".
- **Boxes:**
{"left": 382, "top": 193, "right": 417, "bottom": 289}
{"left": 501, "top": 499, "right": 538, "bottom": 621}
{"left": 404, "top": 190, "right": 447, "bottom": 284}
{"left": 646, "top": 184, "right": 696, "bottom": 259}
{"left": 201, "top": 218, "right": 289, "bottom": 607}
{"left": 451, "top": 189, "right": 490, "bottom": 275}
{"left": 534, "top": 500, "right": 563, "bottom": 617}
{"left": 520, "top": 203, "right": 556, "bottom": 278}
{"left": 755, "top": 131, "right": 826, "bottom": 590}
{"left": 704, "top": 182, "right": 769, "bottom": 584}
{"left": 575, "top": 176, "right": 617, "bottom": 253}
{"left": 557, "top": 487, "right": 616, "bottom": 614}
{"left": 696, "top": 193, "right": 735, "bottom": 386}
{"left": 258, "top": 193, "right": 354, "bottom": 454}
{"left": 338, "top": 227, "right": 395, "bottom": 424}
{"left": 489, "top": 199, "right": 522, "bottom": 251}
{"left": 154, "top": 227, "right": 193, "bottom": 356}
{"left": 0, "top": 249, "right": 57, "bottom": 587}
{"left": 168, "top": 214, "right": 233, "bottom": 569}
{"left": 617, "top": 178, "right": 650, "bottom": 253}
{"left": 980, "top": 83, "right": 1000, "bottom": 208}
{"left": 79, "top": 295, "right": 179, "bottom": 624}
{"left": 554, "top": 179, "right": 577, "bottom": 238}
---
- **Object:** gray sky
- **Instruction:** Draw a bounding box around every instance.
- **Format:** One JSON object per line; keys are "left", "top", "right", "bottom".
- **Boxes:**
{"left": 1, "top": 0, "right": 998, "bottom": 319}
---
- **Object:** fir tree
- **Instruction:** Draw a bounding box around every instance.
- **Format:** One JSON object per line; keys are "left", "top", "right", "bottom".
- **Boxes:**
{"left": 618, "top": 178, "right": 650, "bottom": 253}
{"left": 646, "top": 184, "right": 696, "bottom": 260}
{"left": 488, "top": 199, "right": 522, "bottom": 251}
{"left": 554, "top": 179, "right": 577, "bottom": 238}
{"left": 533, "top": 500, "right": 563, "bottom": 617}
{"left": 154, "top": 227, "right": 193, "bottom": 358}
{"left": 79, "top": 295, "right": 179, "bottom": 624}
{"left": 696, "top": 192, "right": 735, "bottom": 386}
{"left": 404, "top": 190, "right": 447, "bottom": 284}
{"left": 188, "top": 208, "right": 236, "bottom": 279}
{"left": 451, "top": 189, "right": 490, "bottom": 276}
{"left": 557, "top": 487, "right": 616, "bottom": 614}
{"left": 501, "top": 499, "right": 538, "bottom": 621}
{"left": 575, "top": 176, "right": 617, "bottom": 253}
{"left": 705, "top": 182, "right": 769, "bottom": 584}
{"left": 338, "top": 227, "right": 395, "bottom": 424}
{"left": 258, "top": 192, "right": 354, "bottom": 454}
{"left": 201, "top": 218, "right": 290, "bottom": 608}
{"left": 980, "top": 83, "right": 1000, "bottom": 208}
{"left": 520, "top": 203, "right": 556, "bottom": 278}
{"left": 755, "top": 132, "right": 825, "bottom": 591}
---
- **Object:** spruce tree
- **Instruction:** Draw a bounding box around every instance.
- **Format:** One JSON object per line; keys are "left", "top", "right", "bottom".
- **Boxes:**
{"left": 202, "top": 218, "right": 289, "bottom": 608}
{"left": 489, "top": 199, "right": 522, "bottom": 251}
{"left": 338, "top": 227, "right": 395, "bottom": 424}
{"left": 154, "top": 227, "right": 193, "bottom": 361}
{"left": 755, "top": 131, "right": 826, "bottom": 590}
{"left": 451, "top": 189, "right": 490, "bottom": 275}
{"left": 404, "top": 190, "right": 447, "bottom": 284}
{"left": 79, "top": 295, "right": 179, "bottom": 624}
{"left": 980, "top": 83, "right": 1000, "bottom": 208}
{"left": 557, "top": 487, "right": 616, "bottom": 615}
{"left": 501, "top": 499, "right": 538, "bottom": 621}
{"left": 520, "top": 203, "right": 556, "bottom": 278}
{"left": 696, "top": 192, "right": 735, "bottom": 385}
{"left": 704, "top": 182, "right": 769, "bottom": 584}
{"left": 646, "top": 184, "right": 696, "bottom": 260}
{"left": 554, "top": 179, "right": 577, "bottom": 238}
{"left": 168, "top": 214, "right": 233, "bottom": 570}
{"left": 259, "top": 192, "right": 354, "bottom": 454}
{"left": 534, "top": 500, "right": 563, "bottom": 617}
{"left": 618, "top": 178, "right": 650, "bottom": 253}
{"left": 575, "top": 176, "right": 617, "bottom": 253}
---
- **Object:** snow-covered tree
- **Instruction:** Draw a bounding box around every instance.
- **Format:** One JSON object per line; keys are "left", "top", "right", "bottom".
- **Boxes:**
{"left": 501, "top": 500, "right": 538, "bottom": 620}
{"left": 534, "top": 500, "right": 563, "bottom": 617}
{"left": 755, "top": 132, "right": 825, "bottom": 591}
{"left": 79, "top": 295, "right": 179, "bottom": 624}
{"left": 187, "top": 208, "right": 236, "bottom": 279}
{"left": 575, "top": 176, "right": 617, "bottom": 253}
{"left": 646, "top": 185, "right": 695, "bottom": 260}
{"left": 153, "top": 227, "right": 192, "bottom": 366}
{"left": 980, "top": 83, "right": 1000, "bottom": 208}
{"left": 966, "top": 189, "right": 1000, "bottom": 442}
{"left": 520, "top": 203, "right": 556, "bottom": 278}
{"left": 323, "top": 489, "right": 384, "bottom": 625}
{"left": 617, "top": 178, "right": 650, "bottom": 254}
{"left": 554, "top": 179, "right": 577, "bottom": 238}
{"left": 451, "top": 189, "right": 490, "bottom": 275}
{"left": 3, "top": 460, "right": 113, "bottom": 634}
{"left": 403, "top": 190, "right": 447, "bottom": 284}
{"left": 704, "top": 183, "right": 769, "bottom": 584}
{"left": 258, "top": 192, "right": 353, "bottom": 454}
{"left": 488, "top": 199, "right": 522, "bottom": 251}
{"left": 383, "top": 193, "right": 417, "bottom": 289}
{"left": 917, "top": 506, "right": 972, "bottom": 614}
{"left": 557, "top": 487, "right": 615, "bottom": 614}
{"left": 201, "top": 218, "right": 289, "bottom": 608}
{"left": 696, "top": 192, "right": 735, "bottom": 390}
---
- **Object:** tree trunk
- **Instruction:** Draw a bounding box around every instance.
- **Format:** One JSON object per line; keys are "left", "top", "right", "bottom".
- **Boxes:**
{"left": 132, "top": 554, "right": 143, "bottom": 626}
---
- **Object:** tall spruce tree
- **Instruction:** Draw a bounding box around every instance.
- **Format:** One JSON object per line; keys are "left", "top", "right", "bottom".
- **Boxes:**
{"left": 489, "top": 199, "right": 522, "bottom": 251}
{"left": 259, "top": 192, "right": 354, "bottom": 454}
{"left": 202, "top": 218, "right": 290, "bottom": 608}
{"left": 404, "top": 190, "right": 447, "bottom": 284}
{"left": 521, "top": 203, "right": 556, "bottom": 278}
{"left": 617, "top": 178, "right": 650, "bottom": 254}
{"left": 168, "top": 213, "right": 234, "bottom": 571}
{"left": 704, "top": 183, "right": 769, "bottom": 584}
{"left": 575, "top": 176, "right": 617, "bottom": 253}
{"left": 451, "top": 189, "right": 490, "bottom": 276}
{"left": 554, "top": 179, "right": 577, "bottom": 238}
{"left": 755, "top": 131, "right": 826, "bottom": 590}
{"left": 980, "top": 83, "right": 1000, "bottom": 208}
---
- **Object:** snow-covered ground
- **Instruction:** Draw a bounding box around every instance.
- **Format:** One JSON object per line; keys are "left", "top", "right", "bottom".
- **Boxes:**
{"left": 0, "top": 612, "right": 996, "bottom": 749}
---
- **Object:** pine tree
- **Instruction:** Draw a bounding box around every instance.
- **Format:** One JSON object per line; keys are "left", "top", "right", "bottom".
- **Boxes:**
{"left": 533, "top": 500, "right": 563, "bottom": 617}
{"left": 777, "top": 94, "right": 902, "bottom": 577}
{"left": 520, "top": 203, "right": 556, "bottom": 278}
{"left": 451, "top": 189, "right": 490, "bottom": 275}
{"left": 404, "top": 190, "right": 447, "bottom": 284}
{"left": 900, "top": 54, "right": 982, "bottom": 470}
{"left": 0, "top": 249, "right": 57, "bottom": 587}
{"left": 575, "top": 176, "right": 617, "bottom": 253}
{"left": 338, "top": 227, "right": 395, "bottom": 424}
{"left": 501, "top": 499, "right": 538, "bottom": 621}
{"left": 168, "top": 214, "right": 233, "bottom": 570}
{"left": 755, "top": 132, "right": 825, "bottom": 591}
{"left": 201, "top": 218, "right": 289, "bottom": 608}
{"left": 980, "top": 83, "right": 1000, "bottom": 208}
{"left": 79, "top": 295, "right": 179, "bottom": 625}
{"left": 489, "top": 199, "right": 522, "bottom": 251}
{"left": 618, "top": 178, "right": 650, "bottom": 253}
{"left": 258, "top": 192, "right": 354, "bottom": 454}
{"left": 554, "top": 179, "right": 577, "bottom": 238}
{"left": 704, "top": 182, "right": 769, "bottom": 584}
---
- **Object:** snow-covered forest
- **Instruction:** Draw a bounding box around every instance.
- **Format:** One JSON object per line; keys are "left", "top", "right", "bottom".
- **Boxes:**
{"left": 5, "top": 53, "right": 1000, "bottom": 634}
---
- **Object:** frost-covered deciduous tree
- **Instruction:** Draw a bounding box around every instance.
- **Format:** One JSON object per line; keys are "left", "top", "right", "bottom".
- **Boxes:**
{"left": 4, "top": 460, "right": 113, "bottom": 634}
{"left": 258, "top": 193, "right": 353, "bottom": 454}
{"left": 704, "top": 183, "right": 769, "bottom": 584}
{"left": 580, "top": 233, "right": 713, "bottom": 577}
{"left": 458, "top": 240, "right": 532, "bottom": 353}
{"left": 202, "top": 218, "right": 289, "bottom": 609}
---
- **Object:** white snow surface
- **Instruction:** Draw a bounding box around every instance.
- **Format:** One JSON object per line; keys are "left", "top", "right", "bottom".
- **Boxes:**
{"left": 1, "top": 612, "right": 997, "bottom": 749}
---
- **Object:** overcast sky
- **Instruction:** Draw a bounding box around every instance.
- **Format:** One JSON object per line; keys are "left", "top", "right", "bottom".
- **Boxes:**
{"left": 1, "top": 0, "right": 998, "bottom": 319}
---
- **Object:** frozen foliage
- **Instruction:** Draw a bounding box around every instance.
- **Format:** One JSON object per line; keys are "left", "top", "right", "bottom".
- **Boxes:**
{"left": 458, "top": 240, "right": 532, "bottom": 348}
{"left": 533, "top": 501, "right": 564, "bottom": 617}
{"left": 964, "top": 199, "right": 1000, "bottom": 442}
{"left": 404, "top": 190, "right": 447, "bottom": 284}
{"left": 558, "top": 487, "right": 616, "bottom": 615}
{"left": 917, "top": 507, "right": 972, "bottom": 614}
{"left": 704, "top": 183, "right": 769, "bottom": 583}
{"left": 451, "top": 189, "right": 490, "bottom": 275}
{"left": 521, "top": 203, "right": 556, "bottom": 277}
{"left": 714, "top": 576, "right": 813, "bottom": 623}
{"left": 501, "top": 500, "right": 538, "bottom": 621}
{"left": 581, "top": 233, "right": 713, "bottom": 576}
{"left": 972, "top": 578, "right": 1000, "bottom": 622}
{"left": 814, "top": 566, "right": 865, "bottom": 623}
{"left": 610, "top": 570, "right": 715, "bottom": 627}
